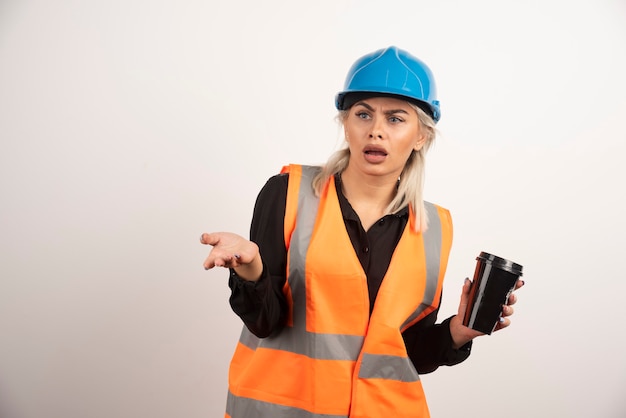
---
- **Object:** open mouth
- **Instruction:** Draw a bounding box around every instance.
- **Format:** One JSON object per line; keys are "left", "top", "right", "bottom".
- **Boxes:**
{"left": 364, "top": 146, "right": 388, "bottom": 156}
{"left": 365, "top": 150, "right": 388, "bottom": 156}
{"left": 363, "top": 147, "right": 388, "bottom": 163}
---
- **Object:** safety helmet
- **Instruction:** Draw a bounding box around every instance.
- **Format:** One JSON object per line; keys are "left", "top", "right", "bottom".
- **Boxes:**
{"left": 335, "top": 46, "right": 441, "bottom": 123}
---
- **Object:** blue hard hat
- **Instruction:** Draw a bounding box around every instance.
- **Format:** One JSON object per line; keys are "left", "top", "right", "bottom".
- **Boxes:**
{"left": 335, "top": 46, "right": 441, "bottom": 123}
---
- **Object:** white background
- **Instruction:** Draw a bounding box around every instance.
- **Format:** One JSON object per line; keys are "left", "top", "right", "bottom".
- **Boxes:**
{"left": 1, "top": 0, "right": 625, "bottom": 417}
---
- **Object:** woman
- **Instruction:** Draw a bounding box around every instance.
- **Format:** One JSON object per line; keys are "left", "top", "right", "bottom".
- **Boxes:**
{"left": 200, "top": 46, "right": 523, "bottom": 418}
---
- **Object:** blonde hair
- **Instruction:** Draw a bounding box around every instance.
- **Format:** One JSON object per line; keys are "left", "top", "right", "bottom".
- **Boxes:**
{"left": 312, "top": 102, "right": 437, "bottom": 232}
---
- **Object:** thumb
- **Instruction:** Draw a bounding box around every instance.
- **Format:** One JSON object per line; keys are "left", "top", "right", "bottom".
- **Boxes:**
{"left": 200, "top": 232, "right": 220, "bottom": 246}
{"left": 457, "top": 277, "right": 472, "bottom": 316}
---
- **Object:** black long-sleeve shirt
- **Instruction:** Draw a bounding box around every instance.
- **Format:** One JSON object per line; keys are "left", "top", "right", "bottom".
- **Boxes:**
{"left": 228, "top": 173, "right": 471, "bottom": 374}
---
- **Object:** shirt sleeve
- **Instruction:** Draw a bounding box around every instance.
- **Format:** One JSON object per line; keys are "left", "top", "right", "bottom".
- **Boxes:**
{"left": 402, "top": 303, "right": 472, "bottom": 374}
{"left": 228, "top": 174, "right": 290, "bottom": 338}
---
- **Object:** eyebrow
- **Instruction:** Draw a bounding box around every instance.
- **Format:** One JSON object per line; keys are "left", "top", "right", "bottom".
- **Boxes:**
{"left": 354, "top": 101, "right": 410, "bottom": 115}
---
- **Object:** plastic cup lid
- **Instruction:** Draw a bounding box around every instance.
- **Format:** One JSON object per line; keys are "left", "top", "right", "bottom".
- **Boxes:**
{"left": 477, "top": 251, "right": 523, "bottom": 276}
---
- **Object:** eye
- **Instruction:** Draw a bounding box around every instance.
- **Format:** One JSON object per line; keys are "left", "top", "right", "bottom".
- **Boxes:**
{"left": 389, "top": 115, "right": 404, "bottom": 123}
{"left": 356, "top": 111, "right": 370, "bottom": 120}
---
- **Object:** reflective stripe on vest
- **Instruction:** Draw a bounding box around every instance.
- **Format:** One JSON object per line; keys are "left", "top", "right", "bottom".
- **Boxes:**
{"left": 226, "top": 164, "right": 452, "bottom": 418}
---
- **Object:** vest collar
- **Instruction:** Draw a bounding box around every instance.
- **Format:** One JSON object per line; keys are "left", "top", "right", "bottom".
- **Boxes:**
{"left": 333, "top": 173, "right": 410, "bottom": 223}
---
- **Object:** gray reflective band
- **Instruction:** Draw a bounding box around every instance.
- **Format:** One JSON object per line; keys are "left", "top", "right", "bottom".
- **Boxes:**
{"left": 227, "top": 391, "right": 347, "bottom": 418}
{"left": 239, "top": 325, "right": 363, "bottom": 361}
{"left": 401, "top": 202, "right": 442, "bottom": 330}
{"left": 259, "top": 325, "right": 364, "bottom": 360}
{"left": 358, "top": 353, "right": 420, "bottom": 382}
{"left": 288, "top": 165, "right": 321, "bottom": 328}
{"left": 239, "top": 326, "right": 260, "bottom": 351}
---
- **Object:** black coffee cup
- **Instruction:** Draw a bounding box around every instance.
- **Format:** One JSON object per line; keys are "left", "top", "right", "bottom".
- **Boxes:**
{"left": 462, "top": 252, "right": 524, "bottom": 335}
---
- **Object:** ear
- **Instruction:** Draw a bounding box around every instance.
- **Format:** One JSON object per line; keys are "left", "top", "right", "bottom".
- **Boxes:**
{"left": 413, "top": 133, "right": 427, "bottom": 151}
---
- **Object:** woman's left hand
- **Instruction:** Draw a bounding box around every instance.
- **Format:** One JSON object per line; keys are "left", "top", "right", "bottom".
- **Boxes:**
{"left": 449, "top": 277, "right": 525, "bottom": 349}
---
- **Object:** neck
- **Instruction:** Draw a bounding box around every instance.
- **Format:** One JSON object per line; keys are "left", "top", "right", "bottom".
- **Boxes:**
{"left": 340, "top": 168, "right": 398, "bottom": 223}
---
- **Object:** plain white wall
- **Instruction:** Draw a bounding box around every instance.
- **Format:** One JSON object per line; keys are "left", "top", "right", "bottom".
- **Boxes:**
{"left": 1, "top": 0, "right": 625, "bottom": 417}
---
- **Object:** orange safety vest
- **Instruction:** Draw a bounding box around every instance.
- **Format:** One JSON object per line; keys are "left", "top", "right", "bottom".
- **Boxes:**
{"left": 225, "top": 164, "right": 453, "bottom": 418}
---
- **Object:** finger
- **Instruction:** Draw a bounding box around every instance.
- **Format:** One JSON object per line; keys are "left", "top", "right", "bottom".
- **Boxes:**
{"left": 203, "top": 250, "right": 221, "bottom": 269}
{"left": 457, "top": 278, "right": 472, "bottom": 316}
{"left": 207, "top": 254, "right": 233, "bottom": 269}
{"left": 507, "top": 292, "right": 518, "bottom": 306}
{"left": 200, "top": 232, "right": 220, "bottom": 246}
{"left": 203, "top": 256, "right": 215, "bottom": 270}
{"left": 501, "top": 304, "right": 515, "bottom": 317}
{"left": 223, "top": 254, "right": 240, "bottom": 268}
{"left": 515, "top": 279, "right": 525, "bottom": 290}
{"left": 494, "top": 317, "right": 511, "bottom": 331}
{"left": 463, "top": 277, "right": 472, "bottom": 294}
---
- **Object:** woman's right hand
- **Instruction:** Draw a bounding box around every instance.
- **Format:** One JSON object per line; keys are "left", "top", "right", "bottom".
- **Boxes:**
{"left": 200, "top": 232, "right": 263, "bottom": 281}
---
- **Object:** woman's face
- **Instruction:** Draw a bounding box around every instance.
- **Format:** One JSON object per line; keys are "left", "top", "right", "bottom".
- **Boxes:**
{"left": 343, "top": 96, "right": 426, "bottom": 181}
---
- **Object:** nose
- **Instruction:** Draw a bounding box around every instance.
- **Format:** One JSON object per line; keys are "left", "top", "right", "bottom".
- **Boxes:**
{"left": 369, "top": 116, "right": 384, "bottom": 139}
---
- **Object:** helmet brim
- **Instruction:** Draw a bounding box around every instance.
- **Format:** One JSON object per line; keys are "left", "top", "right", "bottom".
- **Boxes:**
{"left": 336, "top": 91, "right": 439, "bottom": 123}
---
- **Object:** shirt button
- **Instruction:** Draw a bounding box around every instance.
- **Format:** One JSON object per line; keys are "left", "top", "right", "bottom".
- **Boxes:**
{"left": 363, "top": 247, "right": 369, "bottom": 253}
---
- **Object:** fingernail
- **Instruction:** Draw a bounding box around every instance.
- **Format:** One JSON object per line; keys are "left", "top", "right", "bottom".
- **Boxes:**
{"left": 521, "top": 280, "right": 525, "bottom": 286}
{"left": 199, "top": 234, "right": 204, "bottom": 242}
{"left": 234, "top": 254, "right": 241, "bottom": 260}
{"left": 498, "top": 317, "right": 505, "bottom": 323}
